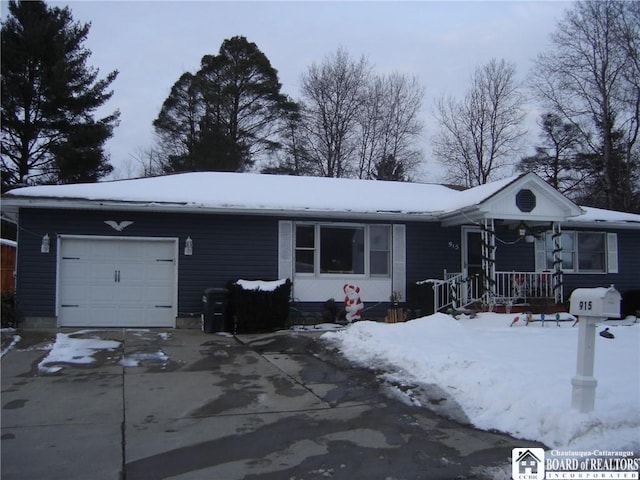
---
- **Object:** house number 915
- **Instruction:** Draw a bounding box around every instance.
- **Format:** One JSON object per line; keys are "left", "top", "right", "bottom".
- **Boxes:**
{"left": 578, "top": 301, "right": 593, "bottom": 311}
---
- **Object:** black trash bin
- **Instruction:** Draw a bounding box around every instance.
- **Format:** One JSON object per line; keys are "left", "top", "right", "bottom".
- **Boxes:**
{"left": 202, "top": 288, "right": 228, "bottom": 333}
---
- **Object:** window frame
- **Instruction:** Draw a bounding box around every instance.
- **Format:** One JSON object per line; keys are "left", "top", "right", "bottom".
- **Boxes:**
{"left": 294, "top": 222, "right": 392, "bottom": 278}
{"left": 544, "top": 230, "right": 608, "bottom": 273}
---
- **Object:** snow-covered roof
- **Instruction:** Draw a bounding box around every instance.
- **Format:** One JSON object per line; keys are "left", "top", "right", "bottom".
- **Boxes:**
{"left": 2, "top": 171, "right": 639, "bottom": 227}
{"left": 0, "top": 172, "right": 478, "bottom": 219}
{"left": 566, "top": 206, "right": 640, "bottom": 228}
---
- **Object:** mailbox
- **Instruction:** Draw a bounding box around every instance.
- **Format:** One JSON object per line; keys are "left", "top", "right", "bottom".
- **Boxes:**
{"left": 569, "top": 285, "right": 621, "bottom": 318}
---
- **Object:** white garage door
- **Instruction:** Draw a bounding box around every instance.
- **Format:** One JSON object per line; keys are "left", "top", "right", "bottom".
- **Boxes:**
{"left": 58, "top": 237, "right": 177, "bottom": 327}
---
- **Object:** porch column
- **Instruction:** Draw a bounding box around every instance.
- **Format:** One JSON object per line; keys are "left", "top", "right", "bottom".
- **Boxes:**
{"left": 481, "top": 218, "right": 497, "bottom": 303}
{"left": 552, "top": 221, "right": 564, "bottom": 304}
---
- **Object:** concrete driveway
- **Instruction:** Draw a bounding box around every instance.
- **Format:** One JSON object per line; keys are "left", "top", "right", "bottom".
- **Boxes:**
{"left": 1, "top": 327, "right": 542, "bottom": 479}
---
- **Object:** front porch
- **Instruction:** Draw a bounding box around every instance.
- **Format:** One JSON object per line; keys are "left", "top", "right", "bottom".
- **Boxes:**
{"left": 421, "top": 270, "right": 564, "bottom": 314}
{"left": 424, "top": 174, "right": 584, "bottom": 316}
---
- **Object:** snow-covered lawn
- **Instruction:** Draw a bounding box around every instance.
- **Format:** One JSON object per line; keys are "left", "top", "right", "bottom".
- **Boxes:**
{"left": 322, "top": 313, "right": 640, "bottom": 453}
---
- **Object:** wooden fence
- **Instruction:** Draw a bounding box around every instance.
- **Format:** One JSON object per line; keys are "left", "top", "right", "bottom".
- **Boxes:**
{"left": 1, "top": 242, "right": 16, "bottom": 293}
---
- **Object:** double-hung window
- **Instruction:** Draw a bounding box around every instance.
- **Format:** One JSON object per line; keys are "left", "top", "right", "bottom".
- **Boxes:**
{"left": 295, "top": 223, "right": 391, "bottom": 277}
{"left": 295, "top": 225, "right": 315, "bottom": 273}
{"left": 543, "top": 231, "right": 610, "bottom": 273}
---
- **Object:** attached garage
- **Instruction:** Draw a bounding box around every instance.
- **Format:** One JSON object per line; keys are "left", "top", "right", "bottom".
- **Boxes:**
{"left": 57, "top": 236, "right": 178, "bottom": 327}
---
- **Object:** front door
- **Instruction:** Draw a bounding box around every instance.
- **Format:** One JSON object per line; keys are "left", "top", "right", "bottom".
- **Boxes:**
{"left": 463, "top": 228, "right": 482, "bottom": 279}
{"left": 462, "top": 228, "right": 482, "bottom": 304}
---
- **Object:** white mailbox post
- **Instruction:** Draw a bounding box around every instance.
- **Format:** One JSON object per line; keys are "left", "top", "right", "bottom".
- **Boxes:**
{"left": 569, "top": 285, "right": 621, "bottom": 413}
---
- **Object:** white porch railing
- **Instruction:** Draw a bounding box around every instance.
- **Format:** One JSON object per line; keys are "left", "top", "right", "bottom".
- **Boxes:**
{"left": 418, "top": 272, "right": 480, "bottom": 312}
{"left": 420, "top": 271, "right": 558, "bottom": 313}
{"left": 494, "top": 271, "right": 555, "bottom": 304}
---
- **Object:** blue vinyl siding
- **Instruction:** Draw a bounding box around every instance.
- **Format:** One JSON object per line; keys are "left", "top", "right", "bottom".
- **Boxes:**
{"left": 15, "top": 212, "right": 57, "bottom": 317}
{"left": 405, "top": 223, "right": 461, "bottom": 282}
{"left": 16, "top": 208, "right": 278, "bottom": 318}
{"left": 494, "top": 226, "right": 535, "bottom": 272}
{"left": 563, "top": 228, "right": 639, "bottom": 296}
{"left": 14, "top": 208, "right": 640, "bottom": 322}
{"left": 405, "top": 222, "right": 461, "bottom": 313}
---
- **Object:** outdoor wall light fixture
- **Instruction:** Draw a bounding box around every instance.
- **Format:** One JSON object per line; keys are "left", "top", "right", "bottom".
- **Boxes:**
{"left": 517, "top": 221, "right": 544, "bottom": 243}
{"left": 184, "top": 236, "right": 193, "bottom": 256}
{"left": 518, "top": 222, "right": 527, "bottom": 238}
{"left": 517, "top": 222, "right": 535, "bottom": 243}
{"left": 41, "top": 234, "right": 50, "bottom": 254}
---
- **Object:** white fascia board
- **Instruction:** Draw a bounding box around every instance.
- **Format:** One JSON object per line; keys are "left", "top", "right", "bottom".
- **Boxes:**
{"left": 562, "top": 219, "right": 640, "bottom": 230}
{"left": 438, "top": 204, "right": 485, "bottom": 226}
{"left": 1, "top": 197, "right": 442, "bottom": 222}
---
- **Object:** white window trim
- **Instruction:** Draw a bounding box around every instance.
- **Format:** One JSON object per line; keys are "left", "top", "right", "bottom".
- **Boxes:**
{"left": 278, "top": 220, "right": 293, "bottom": 280}
{"left": 294, "top": 222, "right": 392, "bottom": 278}
{"left": 537, "top": 230, "right": 618, "bottom": 274}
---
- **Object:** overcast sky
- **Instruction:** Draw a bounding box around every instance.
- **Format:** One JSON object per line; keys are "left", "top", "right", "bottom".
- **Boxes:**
{"left": 6, "top": 1, "right": 573, "bottom": 182}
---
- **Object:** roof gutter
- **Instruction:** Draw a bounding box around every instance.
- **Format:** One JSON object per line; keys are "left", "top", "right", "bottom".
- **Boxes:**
{"left": 0, "top": 196, "right": 442, "bottom": 222}
{"left": 562, "top": 219, "right": 640, "bottom": 230}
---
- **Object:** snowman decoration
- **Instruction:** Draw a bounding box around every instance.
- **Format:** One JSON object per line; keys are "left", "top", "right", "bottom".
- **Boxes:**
{"left": 343, "top": 284, "right": 364, "bottom": 323}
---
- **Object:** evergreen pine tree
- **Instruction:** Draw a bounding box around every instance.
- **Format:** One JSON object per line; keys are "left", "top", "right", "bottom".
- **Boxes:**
{"left": 1, "top": 0, "right": 119, "bottom": 188}
{"left": 154, "top": 36, "right": 291, "bottom": 173}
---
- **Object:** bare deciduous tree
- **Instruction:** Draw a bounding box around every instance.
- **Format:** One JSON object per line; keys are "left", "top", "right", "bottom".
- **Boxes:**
{"left": 531, "top": 0, "right": 640, "bottom": 212}
{"left": 356, "top": 73, "right": 424, "bottom": 180}
{"left": 299, "top": 48, "right": 424, "bottom": 180}
{"left": 433, "top": 58, "right": 526, "bottom": 187}
{"left": 299, "top": 48, "right": 371, "bottom": 178}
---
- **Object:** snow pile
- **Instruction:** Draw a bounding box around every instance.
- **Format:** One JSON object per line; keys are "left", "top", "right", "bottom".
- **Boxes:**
{"left": 236, "top": 278, "right": 288, "bottom": 291}
{"left": 1, "top": 329, "right": 20, "bottom": 358}
{"left": 322, "top": 313, "right": 640, "bottom": 452}
{"left": 38, "top": 332, "right": 120, "bottom": 373}
{"left": 120, "top": 350, "right": 169, "bottom": 367}
{"left": 291, "top": 323, "right": 345, "bottom": 332}
{"left": 36, "top": 329, "right": 172, "bottom": 371}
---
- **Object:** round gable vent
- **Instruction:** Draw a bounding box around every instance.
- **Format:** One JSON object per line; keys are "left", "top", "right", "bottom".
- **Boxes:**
{"left": 516, "top": 189, "right": 536, "bottom": 212}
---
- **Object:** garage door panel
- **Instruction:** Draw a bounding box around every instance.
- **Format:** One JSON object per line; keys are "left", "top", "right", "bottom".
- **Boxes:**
{"left": 143, "top": 242, "right": 174, "bottom": 258}
{"left": 88, "top": 287, "right": 119, "bottom": 304}
{"left": 60, "top": 306, "right": 123, "bottom": 327}
{"left": 59, "top": 261, "right": 86, "bottom": 280}
{"left": 59, "top": 306, "right": 89, "bottom": 326}
{"left": 59, "top": 283, "right": 90, "bottom": 301}
{"left": 118, "top": 263, "right": 173, "bottom": 283}
{"left": 58, "top": 238, "right": 177, "bottom": 327}
{"left": 147, "top": 286, "right": 175, "bottom": 306}
{"left": 146, "top": 262, "right": 175, "bottom": 277}
{"left": 92, "top": 265, "right": 121, "bottom": 286}
{"left": 118, "top": 265, "right": 148, "bottom": 284}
